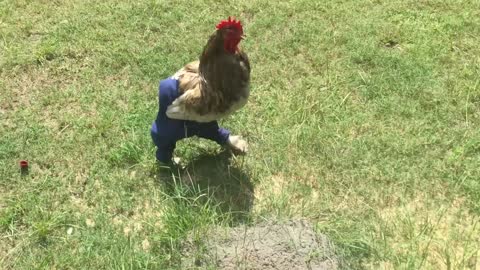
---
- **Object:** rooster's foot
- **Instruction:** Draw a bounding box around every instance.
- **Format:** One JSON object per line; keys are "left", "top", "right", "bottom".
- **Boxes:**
{"left": 227, "top": 135, "right": 248, "bottom": 154}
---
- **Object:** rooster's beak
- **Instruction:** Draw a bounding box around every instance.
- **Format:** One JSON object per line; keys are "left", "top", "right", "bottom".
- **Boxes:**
{"left": 241, "top": 34, "right": 247, "bottom": 40}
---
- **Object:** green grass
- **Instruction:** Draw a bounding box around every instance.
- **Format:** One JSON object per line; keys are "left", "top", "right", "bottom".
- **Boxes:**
{"left": 1, "top": 0, "right": 480, "bottom": 269}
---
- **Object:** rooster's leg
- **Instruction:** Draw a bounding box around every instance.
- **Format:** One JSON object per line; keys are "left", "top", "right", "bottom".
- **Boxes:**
{"left": 151, "top": 133, "right": 176, "bottom": 164}
{"left": 192, "top": 121, "right": 247, "bottom": 154}
{"left": 226, "top": 135, "right": 248, "bottom": 154}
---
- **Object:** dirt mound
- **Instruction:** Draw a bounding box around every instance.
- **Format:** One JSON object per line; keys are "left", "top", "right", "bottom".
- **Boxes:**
{"left": 181, "top": 219, "right": 339, "bottom": 269}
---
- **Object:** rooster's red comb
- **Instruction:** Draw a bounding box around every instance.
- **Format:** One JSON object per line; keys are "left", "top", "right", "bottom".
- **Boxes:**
{"left": 216, "top": 16, "right": 243, "bottom": 33}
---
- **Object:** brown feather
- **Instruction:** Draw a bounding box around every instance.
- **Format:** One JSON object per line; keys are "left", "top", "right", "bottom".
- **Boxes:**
{"left": 167, "top": 26, "right": 251, "bottom": 122}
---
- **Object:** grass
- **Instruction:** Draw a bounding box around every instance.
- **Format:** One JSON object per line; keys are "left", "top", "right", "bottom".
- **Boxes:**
{"left": 1, "top": 0, "right": 480, "bottom": 269}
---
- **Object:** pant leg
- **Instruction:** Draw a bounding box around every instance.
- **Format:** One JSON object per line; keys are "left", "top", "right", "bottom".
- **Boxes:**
{"left": 155, "top": 142, "right": 176, "bottom": 163}
{"left": 151, "top": 130, "right": 176, "bottom": 163}
{"left": 193, "top": 121, "right": 230, "bottom": 145}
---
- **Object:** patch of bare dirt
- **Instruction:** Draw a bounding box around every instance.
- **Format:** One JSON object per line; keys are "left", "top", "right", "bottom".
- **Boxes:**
{"left": 181, "top": 219, "right": 340, "bottom": 270}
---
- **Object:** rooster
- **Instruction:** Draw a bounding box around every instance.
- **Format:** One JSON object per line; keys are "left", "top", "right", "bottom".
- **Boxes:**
{"left": 150, "top": 17, "right": 250, "bottom": 164}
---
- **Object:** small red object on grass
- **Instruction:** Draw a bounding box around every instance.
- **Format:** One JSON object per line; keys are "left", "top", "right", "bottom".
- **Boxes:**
{"left": 20, "top": 160, "right": 29, "bottom": 175}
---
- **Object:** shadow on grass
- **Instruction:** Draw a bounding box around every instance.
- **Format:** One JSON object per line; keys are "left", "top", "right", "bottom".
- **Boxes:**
{"left": 155, "top": 150, "right": 254, "bottom": 224}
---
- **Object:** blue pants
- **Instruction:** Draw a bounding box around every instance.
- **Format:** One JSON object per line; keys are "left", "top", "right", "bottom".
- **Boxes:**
{"left": 151, "top": 120, "right": 230, "bottom": 162}
{"left": 150, "top": 78, "right": 230, "bottom": 163}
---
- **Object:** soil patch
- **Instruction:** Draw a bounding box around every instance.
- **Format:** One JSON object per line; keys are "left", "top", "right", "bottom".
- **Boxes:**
{"left": 181, "top": 219, "right": 340, "bottom": 269}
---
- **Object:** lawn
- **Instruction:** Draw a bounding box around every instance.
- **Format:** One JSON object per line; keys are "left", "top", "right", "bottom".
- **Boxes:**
{"left": 1, "top": 0, "right": 480, "bottom": 269}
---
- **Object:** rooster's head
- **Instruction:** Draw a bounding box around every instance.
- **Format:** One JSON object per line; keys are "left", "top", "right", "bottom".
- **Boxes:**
{"left": 216, "top": 17, "right": 244, "bottom": 54}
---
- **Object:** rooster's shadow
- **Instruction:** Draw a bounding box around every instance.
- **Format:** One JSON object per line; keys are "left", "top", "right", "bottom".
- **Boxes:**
{"left": 155, "top": 150, "right": 254, "bottom": 223}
